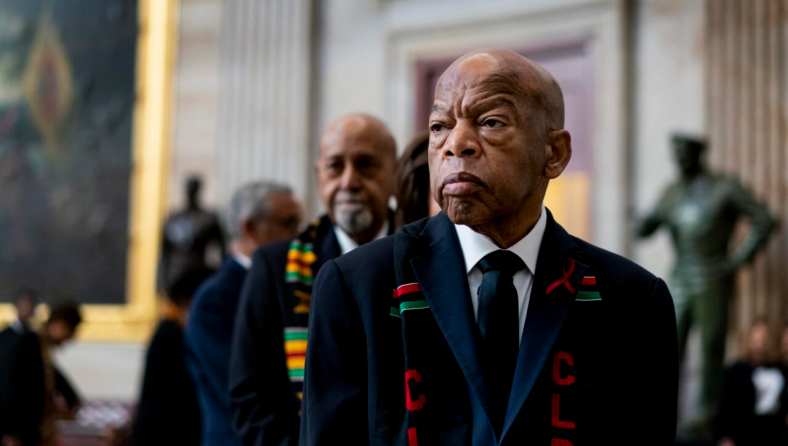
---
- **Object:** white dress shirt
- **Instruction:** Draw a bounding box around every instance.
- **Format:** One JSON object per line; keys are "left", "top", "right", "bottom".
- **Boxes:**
{"left": 334, "top": 222, "right": 389, "bottom": 255}
{"left": 233, "top": 252, "right": 252, "bottom": 270}
{"left": 454, "top": 208, "right": 547, "bottom": 341}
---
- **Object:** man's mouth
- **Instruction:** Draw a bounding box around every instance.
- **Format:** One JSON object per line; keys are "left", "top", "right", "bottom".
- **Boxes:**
{"left": 441, "top": 172, "right": 486, "bottom": 196}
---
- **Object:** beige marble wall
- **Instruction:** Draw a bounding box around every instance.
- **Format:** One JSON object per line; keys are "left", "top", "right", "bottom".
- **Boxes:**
{"left": 631, "top": 0, "right": 706, "bottom": 279}
{"left": 169, "top": 0, "right": 224, "bottom": 210}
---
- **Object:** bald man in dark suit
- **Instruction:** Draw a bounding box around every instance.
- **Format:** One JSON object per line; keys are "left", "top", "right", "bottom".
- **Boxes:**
{"left": 301, "top": 50, "right": 678, "bottom": 445}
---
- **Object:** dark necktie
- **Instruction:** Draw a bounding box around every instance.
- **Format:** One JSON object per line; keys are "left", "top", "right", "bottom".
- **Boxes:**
{"left": 476, "top": 250, "right": 525, "bottom": 434}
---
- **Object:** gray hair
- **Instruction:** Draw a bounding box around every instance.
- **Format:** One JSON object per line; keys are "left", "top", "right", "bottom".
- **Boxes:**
{"left": 226, "top": 181, "right": 293, "bottom": 238}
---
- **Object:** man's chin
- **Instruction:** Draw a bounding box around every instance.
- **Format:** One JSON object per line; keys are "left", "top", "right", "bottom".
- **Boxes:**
{"left": 444, "top": 201, "right": 487, "bottom": 226}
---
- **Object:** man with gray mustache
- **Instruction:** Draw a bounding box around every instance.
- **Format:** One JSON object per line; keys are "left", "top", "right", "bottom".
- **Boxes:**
{"left": 229, "top": 113, "right": 397, "bottom": 446}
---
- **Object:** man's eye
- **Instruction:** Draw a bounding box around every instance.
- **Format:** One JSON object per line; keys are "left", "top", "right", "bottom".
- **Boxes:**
{"left": 325, "top": 162, "right": 343, "bottom": 174}
{"left": 430, "top": 122, "right": 445, "bottom": 133}
{"left": 481, "top": 118, "right": 505, "bottom": 128}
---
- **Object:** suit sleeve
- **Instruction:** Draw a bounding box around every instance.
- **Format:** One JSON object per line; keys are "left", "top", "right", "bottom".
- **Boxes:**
{"left": 637, "top": 277, "right": 678, "bottom": 443}
{"left": 301, "top": 260, "right": 367, "bottom": 445}
{"left": 7, "top": 333, "right": 45, "bottom": 444}
{"left": 53, "top": 365, "right": 81, "bottom": 411}
{"left": 229, "top": 252, "right": 299, "bottom": 446}
{"left": 185, "top": 286, "right": 234, "bottom": 414}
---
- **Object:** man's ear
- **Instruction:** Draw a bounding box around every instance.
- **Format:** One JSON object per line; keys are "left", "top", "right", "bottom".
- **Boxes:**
{"left": 241, "top": 218, "right": 258, "bottom": 240}
{"left": 544, "top": 129, "right": 572, "bottom": 179}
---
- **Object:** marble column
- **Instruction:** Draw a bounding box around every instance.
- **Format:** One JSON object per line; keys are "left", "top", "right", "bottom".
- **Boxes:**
{"left": 706, "top": 0, "right": 788, "bottom": 338}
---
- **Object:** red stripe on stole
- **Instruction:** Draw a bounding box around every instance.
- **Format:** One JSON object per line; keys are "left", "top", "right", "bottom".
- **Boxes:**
{"left": 393, "top": 283, "right": 422, "bottom": 298}
{"left": 407, "top": 427, "right": 419, "bottom": 446}
{"left": 581, "top": 276, "right": 597, "bottom": 286}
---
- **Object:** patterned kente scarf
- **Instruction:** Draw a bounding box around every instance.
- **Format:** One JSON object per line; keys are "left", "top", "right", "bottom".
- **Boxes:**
{"left": 283, "top": 219, "right": 320, "bottom": 388}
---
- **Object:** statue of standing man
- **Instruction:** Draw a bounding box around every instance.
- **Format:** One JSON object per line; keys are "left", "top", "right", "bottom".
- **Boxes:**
{"left": 159, "top": 175, "right": 226, "bottom": 292}
{"left": 637, "top": 134, "right": 778, "bottom": 435}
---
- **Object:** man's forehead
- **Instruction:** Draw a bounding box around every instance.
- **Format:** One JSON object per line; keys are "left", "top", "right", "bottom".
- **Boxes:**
{"left": 438, "top": 54, "right": 502, "bottom": 89}
{"left": 434, "top": 56, "right": 525, "bottom": 105}
{"left": 320, "top": 133, "right": 390, "bottom": 159}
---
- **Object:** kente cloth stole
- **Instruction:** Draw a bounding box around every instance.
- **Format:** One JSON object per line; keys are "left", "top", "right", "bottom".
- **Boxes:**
{"left": 391, "top": 229, "right": 436, "bottom": 446}
{"left": 283, "top": 219, "right": 320, "bottom": 385}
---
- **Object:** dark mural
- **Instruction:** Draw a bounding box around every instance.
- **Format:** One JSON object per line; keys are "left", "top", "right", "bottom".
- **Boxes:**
{"left": 0, "top": 0, "right": 138, "bottom": 304}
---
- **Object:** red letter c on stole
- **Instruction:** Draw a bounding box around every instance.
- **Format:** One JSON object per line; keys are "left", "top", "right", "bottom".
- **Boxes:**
{"left": 552, "top": 351, "right": 576, "bottom": 386}
{"left": 405, "top": 369, "right": 426, "bottom": 412}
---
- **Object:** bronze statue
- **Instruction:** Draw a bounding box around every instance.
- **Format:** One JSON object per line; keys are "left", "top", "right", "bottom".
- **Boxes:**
{"left": 637, "top": 134, "right": 778, "bottom": 432}
{"left": 159, "top": 176, "right": 226, "bottom": 291}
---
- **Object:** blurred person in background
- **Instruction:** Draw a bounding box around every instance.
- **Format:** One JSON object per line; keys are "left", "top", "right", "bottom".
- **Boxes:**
{"left": 716, "top": 320, "right": 788, "bottom": 446}
{"left": 131, "top": 270, "right": 209, "bottom": 446}
{"left": 9, "top": 288, "right": 39, "bottom": 334}
{"left": 229, "top": 113, "right": 397, "bottom": 446}
{"left": 0, "top": 301, "right": 82, "bottom": 446}
{"left": 185, "top": 181, "right": 302, "bottom": 446}
{"left": 395, "top": 132, "right": 440, "bottom": 226}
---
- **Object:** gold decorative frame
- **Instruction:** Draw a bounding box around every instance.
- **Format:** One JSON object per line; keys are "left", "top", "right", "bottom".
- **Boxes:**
{"left": 0, "top": 0, "right": 179, "bottom": 342}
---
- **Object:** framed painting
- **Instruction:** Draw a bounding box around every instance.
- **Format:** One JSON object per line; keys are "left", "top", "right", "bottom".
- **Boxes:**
{"left": 0, "top": 0, "right": 178, "bottom": 341}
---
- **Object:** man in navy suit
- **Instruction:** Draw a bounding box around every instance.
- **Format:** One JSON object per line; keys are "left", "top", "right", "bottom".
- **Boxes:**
{"left": 301, "top": 49, "right": 678, "bottom": 445}
{"left": 185, "top": 181, "right": 303, "bottom": 446}
{"left": 229, "top": 114, "right": 398, "bottom": 446}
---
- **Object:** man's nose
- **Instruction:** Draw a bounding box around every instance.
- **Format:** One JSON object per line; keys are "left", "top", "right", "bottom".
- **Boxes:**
{"left": 339, "top": 165, "right": 362, "bottom": 190}
{"left": 443, "top": 121, "right": 481, "bottom": 159}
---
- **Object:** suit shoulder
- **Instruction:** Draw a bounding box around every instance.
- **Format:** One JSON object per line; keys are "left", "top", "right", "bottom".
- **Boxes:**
{"left": 333, "top": 235, "right": 395, "bottom": 273}
{"left": 328, "top": 236, "right": 397, "bottom": 299}
{"left": 571, "top": 236, "right": 661, "bottom": 289}
{"left": 252, "top": 239, "right": 291, "bottom": 264}
{"left": 331, "top": 216, "right": 428, "bottom": 273}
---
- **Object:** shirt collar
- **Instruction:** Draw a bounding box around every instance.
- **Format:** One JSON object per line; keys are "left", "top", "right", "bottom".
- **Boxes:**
{"left": 333, "top": 222, "right": 389, "bottom": 255}
{"left": 233, "top": 253, "right": 252, "bottom": 270}
{"left": 10, "top": 319, "right": 26, "bottom": 334}
{"left": 454, "top": 206, "right": 547, "bottom": 274}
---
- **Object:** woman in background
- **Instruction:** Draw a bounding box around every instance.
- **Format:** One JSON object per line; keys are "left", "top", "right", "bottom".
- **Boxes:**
{"left": 131, "top": 271, "right": 208, "bottom": 446}
{"left": 395, "top": 132, "right": 440, "bottom": 227}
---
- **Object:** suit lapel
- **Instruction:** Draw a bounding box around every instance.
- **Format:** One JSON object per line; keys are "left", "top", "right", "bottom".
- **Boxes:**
{"left": 501, "top": 211, "right": 587, "bottom": 440}
{"left": 408, "top": 214, "right": 496, "bottom": 428}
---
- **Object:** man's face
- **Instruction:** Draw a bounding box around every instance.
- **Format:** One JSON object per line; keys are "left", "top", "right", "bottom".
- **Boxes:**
{"left": 46, "top": 320, "right": 75, "bottom": 347}
{"left": 317, "top": 123, "right": 395, "bottom": 238}
{"left": 428, "top": 56, "right": 548, "bottom": 227}
{"left": 14, "top": 296, "right": 35, "bottom": 321}
{"left": 748, "top": 323, "right": 770, "bottom": 362}
{"left": 248, "top": 192, "right": 303, "bottom": 246}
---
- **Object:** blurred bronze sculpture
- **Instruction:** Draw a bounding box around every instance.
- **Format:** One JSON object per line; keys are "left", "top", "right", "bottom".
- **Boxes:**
{"left": 637, "top": 134, "right": 778, "bottom": 431}
{"left": 159, "top": 176, "right": 226, "bottom": 291}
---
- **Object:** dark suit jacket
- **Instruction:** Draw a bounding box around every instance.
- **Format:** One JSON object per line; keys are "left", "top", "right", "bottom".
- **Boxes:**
{"left": 132, "top": 319, "right": 202, "bottom": 446}
{"left": 0, "top": 327, "right": 45, "bottom": 446}
{"left": 301, "top": 211, "right": 678, "bottom": 445}
{"left": 186, "top": 258, "right": 248, "bottom": 446}
{"left": 230, "top": 216, "right": 341, "bottom": 446}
